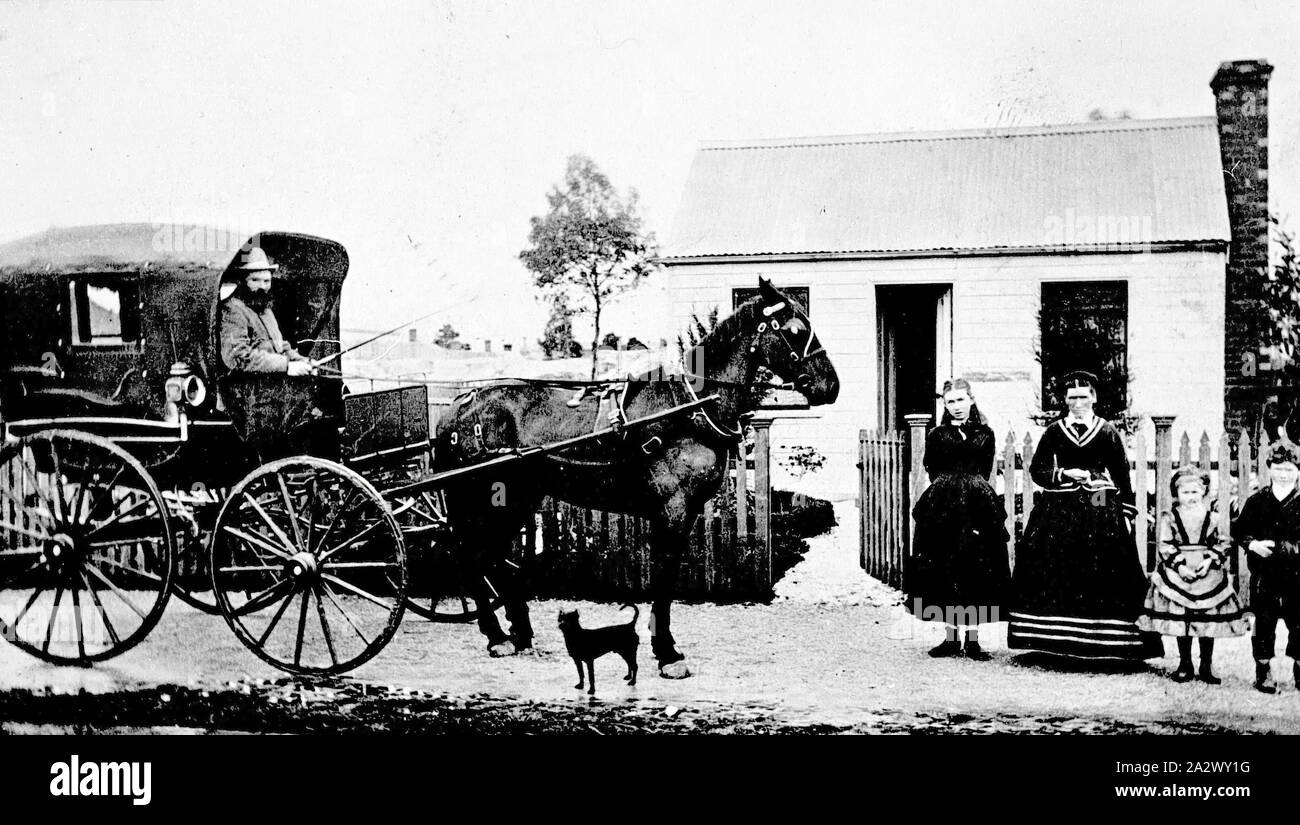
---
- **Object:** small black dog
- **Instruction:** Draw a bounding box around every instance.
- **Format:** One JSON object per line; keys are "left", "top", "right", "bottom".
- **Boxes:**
{"left": 557, "top": 604, "right": 639, "bottom": 695}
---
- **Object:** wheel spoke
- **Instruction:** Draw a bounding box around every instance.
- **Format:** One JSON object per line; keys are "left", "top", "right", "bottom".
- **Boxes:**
{"left": 310, "top": 489, "right": 359, "bottom": 557}
{"left": 70, "top": 583, "right": 85, "bottom": 659}
{"left": 319, "top": 581, "right": 370, "bottom": 646}
{"left": 86, "top": 495, "right": 153, "bottom": 538}
{"left": 235, "top": 577, "right": 295, "bottom": 618}
{"left": 79, "top": 570, "right": 121, "bottom": 647}
{"left": 43, "top": 584, "right": 64, "bottom": 654}
{"left": 321, "top": 574, "right": 395, "bottom": 612}
{"left": 85, "top": 465, "right": 126, "bottom": 523}
{"left": 89, "top": 554, "right": 164, "bottom": 583}
{"left": 277, "top": 473, "right": 307, "bottom": 554}
{"left": 323, "top": 561, "right": 398, "bottom": 570}
{"left": 217, "top": 564, "right": 282, "bottom": 574}
{"left": 48, "top": 438, "right": 69, "bottom": 523}
{"left": 71, "top": 464, "right": 93, "bottom": 527}
{"left": 0, "top": 518, "right": 50, "bottom": 543}
{"left": 293, "top": 590, "right": 310, "bottom": 667}
{"left": 84, "top": 563, "right": 148, "bottom": 621}
{"left": 318, "top": 520, "right": 383, "bottom": 563}
{"left": 0, "top": 548, "right": 44, "bottom": 557}
{"left": 305, "top": 477, "right": 317, "bottom": 561}
{"left": 222, "top": 526, "right": 294, "bottom": 561}
{"left": 313, "top": 586, "right": 338, "bottom": 667}
{"left": 242, "top": 493, "right": 301, "bottom": 556}
{"left": 12, "top": 582, "right": 49, "bottom": 629}
{"left": 254, "top": 582, "right": 298, "bottom": 646}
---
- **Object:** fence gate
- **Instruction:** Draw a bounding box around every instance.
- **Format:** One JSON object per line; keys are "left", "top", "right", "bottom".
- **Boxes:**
{"left": 858, "top": 429, "right": 909, "bottom": 589}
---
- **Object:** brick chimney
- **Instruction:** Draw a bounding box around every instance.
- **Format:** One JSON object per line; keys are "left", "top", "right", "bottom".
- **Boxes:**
{"left": 1213, "top": 59, "right": 1273, "bottom": 431}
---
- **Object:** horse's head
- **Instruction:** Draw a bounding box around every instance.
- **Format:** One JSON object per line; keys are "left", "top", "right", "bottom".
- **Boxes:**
{"left": 746, "top": 278, "right": 840, "bottom": 405}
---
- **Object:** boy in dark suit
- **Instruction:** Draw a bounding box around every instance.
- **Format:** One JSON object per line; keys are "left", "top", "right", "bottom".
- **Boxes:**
{"left": 1232, "top": 441, "right": 1300, "bottom": 693}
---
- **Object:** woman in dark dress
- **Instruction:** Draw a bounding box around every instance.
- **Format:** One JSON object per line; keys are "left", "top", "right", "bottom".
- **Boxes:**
{"left": 907, "top": 379, "right": 1010, "bottom": 659}
{"left": 1007, "top": 371, "right": 1164, "bottom": 660}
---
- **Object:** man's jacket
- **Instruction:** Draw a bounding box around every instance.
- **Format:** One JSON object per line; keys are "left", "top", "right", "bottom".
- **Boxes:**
{"left": 219, "top": 296, "right": 307, "bottom": 373}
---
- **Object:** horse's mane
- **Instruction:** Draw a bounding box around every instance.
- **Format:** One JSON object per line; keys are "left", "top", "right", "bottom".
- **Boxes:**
{"left": 698, "top": 298, "right": 760, "bottom": 352}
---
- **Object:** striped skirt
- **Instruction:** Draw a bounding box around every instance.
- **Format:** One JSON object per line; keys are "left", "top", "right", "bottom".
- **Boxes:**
{"left": 1008, "top": 612, "right": 1165, "bottom": 658}
{"left": 1137, "top": 555, "right": 1250, "bottom": 638}
{"left": 1008, "top": 488, "right": 1164, "bottom": 660}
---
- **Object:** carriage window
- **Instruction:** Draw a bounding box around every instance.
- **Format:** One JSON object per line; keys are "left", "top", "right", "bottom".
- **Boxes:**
{"left": 69, "top": 280, "right": 140, "bottom": 346}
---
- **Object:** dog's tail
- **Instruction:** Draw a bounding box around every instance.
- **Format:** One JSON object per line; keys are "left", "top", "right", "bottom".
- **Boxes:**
{"left": 622, "top": 603, "right": 640, "bottom": 626}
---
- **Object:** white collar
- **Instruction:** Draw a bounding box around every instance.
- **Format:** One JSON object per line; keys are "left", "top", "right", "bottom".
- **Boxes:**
{"left": 1059, "top": 414, "right": 1104, "bottom": 446}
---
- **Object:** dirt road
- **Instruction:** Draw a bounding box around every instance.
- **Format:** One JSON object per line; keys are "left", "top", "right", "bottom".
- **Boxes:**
{"left": 1, "top": 502, "right": 1295, "bottom": 734}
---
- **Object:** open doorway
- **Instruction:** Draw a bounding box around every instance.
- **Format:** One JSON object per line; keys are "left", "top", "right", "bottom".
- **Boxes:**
{"left": 877, "top": 284, "right": 952, "bottom": 432}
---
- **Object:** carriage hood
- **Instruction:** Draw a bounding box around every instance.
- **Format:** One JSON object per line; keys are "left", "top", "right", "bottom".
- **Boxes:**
{"left": 0, "top": 224, "right": 348, "bottom": 422}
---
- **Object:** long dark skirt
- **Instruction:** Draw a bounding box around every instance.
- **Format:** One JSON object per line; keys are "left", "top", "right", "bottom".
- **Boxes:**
{"left": 906, "top": 472, "right": 1010, "bottom": 625}
{"left": 1008, "top": 489, "right": 1164, "bottom": 659}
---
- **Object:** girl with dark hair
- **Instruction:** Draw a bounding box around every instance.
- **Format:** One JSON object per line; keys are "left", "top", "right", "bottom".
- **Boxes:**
{"left": 906, "top": 379, "right": 1010, "bottom": 659}
{"left": 1137, "top": 467, "right": 1248, "bottom": 684}
{"left": 1007, "top": 371, "right": 1164, "bottom": 660}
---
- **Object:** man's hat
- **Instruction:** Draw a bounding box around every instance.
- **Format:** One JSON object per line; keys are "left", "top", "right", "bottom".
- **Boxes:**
{"left": 1061, "top": 370, "right": 1099, "bottom": 391}
{"left": 236, "top": 246, "right": 278, "bottom": 272}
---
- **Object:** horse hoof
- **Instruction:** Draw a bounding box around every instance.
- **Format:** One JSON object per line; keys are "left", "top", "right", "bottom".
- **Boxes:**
{"left": 488, "top": 641, "right": 518, "bottom": 658}
{"left": 659, "top": 661, "right": 692, "bottom": 679}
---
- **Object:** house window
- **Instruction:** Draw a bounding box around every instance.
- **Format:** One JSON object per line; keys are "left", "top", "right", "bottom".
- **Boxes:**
{"left": 1040, "top": 281, "right": 1128, "bottom": 419}
{"left": 69, "top": 279, "right": 140, "bottom": 346}
{"left": 732, "top": 286, "right": 810, "bottom": 314}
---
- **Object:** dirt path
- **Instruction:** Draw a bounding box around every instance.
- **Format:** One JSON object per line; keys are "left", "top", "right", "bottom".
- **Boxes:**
{"left": 1, "top": 502, "right": 1296, "bottom": 733}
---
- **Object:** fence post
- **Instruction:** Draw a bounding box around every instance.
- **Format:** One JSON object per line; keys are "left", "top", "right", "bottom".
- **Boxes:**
{"left": 1151, "top": 416, "right": 1176, "bottom": 571}
{"left": 733, "top": 447, "right": 748, "bottom": 543}
{"left": 859, "top": 430, "right": 869, "bottom": 571}
{"left": 904, "top": 414, "right": 931, "bottom": 558}
{"left": 1132, "top": 421, "right": 1149, "bottom": 572}
{"left": 1004, "top": 431, "right": 1018, "bottom": 572}
{"left": 751, "top": 419, "right": 772, "bottom": 589}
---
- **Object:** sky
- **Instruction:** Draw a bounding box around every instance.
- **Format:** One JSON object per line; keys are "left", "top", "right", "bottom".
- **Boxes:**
{"left": 2, "top": 0, "right": 1298, "bottom": 346}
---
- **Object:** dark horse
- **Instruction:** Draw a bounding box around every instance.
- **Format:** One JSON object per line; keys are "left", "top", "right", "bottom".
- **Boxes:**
{"left": 431, "top": 279, "right": 839, "bottom": 677}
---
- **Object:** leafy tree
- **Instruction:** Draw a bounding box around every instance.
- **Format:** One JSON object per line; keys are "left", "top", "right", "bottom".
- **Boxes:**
{"left": 675, "top": 306, "right": 720, "bottom": 365}
{"left": 539, "top": 297, "right": 583, "bottom": 359}
{"left": 520, "top": 155, "right": 658, "bottom": 378}
{"left": 434, "top": 323, "right": 462, "bottom": 349}
{"left": 1262, "top": 214, "right": 1300, "bottom": 368}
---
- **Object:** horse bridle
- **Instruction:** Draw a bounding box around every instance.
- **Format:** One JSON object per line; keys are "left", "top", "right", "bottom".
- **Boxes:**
{"left": 750, "top": 301, "right": 826, "bottom": 388}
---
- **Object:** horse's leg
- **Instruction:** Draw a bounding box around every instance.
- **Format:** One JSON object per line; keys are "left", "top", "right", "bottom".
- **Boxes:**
{"left": 649, "top": 518, "right": 692, "bottom": 678}
{"left": 500, "top": 496, "right": 541, "bottom": 651}
{"left": 502, "top": 556, "right": 534, "bottom": 651}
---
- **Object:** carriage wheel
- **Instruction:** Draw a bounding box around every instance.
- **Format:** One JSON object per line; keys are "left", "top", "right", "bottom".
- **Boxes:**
{"left": 210, "top": 457, "right": 406, "bottom": 675}
{"left": 0, "top": 430, "right": 175, "bottom": 665}
{"left": 391, "top": 488, "right": 529, "bottom": 624}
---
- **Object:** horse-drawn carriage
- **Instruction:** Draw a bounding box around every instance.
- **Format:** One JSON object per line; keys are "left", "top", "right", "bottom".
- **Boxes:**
{"left": 0, "top": 224, "right": 729, "bottom": 675}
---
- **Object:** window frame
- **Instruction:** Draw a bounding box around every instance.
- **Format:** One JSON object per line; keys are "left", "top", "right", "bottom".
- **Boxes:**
{"left": 68, "top": 277, "right": 142, "bottom": 348}
{"left": 1039, "top": 280, "right": 1129, "bottom": 419}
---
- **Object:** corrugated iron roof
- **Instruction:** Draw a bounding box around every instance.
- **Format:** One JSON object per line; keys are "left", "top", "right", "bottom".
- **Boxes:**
{"left": 664, "top": 117, "right": 1230, "bottom": 259}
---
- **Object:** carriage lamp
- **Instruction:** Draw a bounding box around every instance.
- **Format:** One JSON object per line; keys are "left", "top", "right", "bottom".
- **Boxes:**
{"left": 163, "top": 361, "right": 207, "bottom": 423}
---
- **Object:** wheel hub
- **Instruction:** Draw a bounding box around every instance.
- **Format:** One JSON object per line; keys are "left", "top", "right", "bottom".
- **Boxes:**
{"left": 42, "top": 533, "right": 79, "bottom": 573}
{"left": 286, "top": 551, "right": 319, "bottom": 582}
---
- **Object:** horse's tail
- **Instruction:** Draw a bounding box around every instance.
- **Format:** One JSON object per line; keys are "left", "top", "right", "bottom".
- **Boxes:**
{"left": 622, "top": 603, "right": 640, "bottom": 627}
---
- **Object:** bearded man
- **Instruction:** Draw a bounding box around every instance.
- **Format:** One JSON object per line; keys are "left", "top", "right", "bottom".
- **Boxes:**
{"left": 219, "top": 246, "right": 314, "bottom": 376}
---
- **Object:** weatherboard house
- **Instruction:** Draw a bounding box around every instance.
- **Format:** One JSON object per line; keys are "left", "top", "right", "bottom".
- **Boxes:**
{"left": 663, "top": 60, "right": 1273, "bottom": 498}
